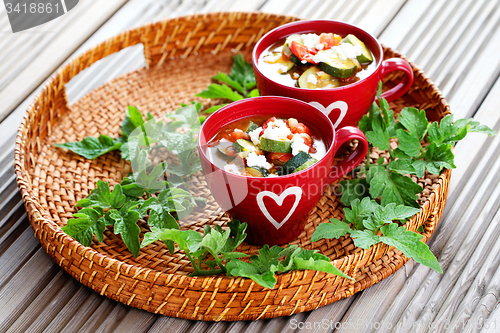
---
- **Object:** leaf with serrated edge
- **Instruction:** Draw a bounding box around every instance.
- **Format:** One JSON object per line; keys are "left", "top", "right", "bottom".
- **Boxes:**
{"left": 380, "top": 223, "right": 442, "bottom": 273}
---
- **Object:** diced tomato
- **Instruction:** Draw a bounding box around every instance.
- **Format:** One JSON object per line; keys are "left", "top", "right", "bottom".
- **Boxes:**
{"left": 319, "top": 33, "right": 341, "bottom": 49}
{"left": 224, "top": 146, "right": 238, "bottom": 157}
{"left": 290, "top": 123, "right": 311, "bottom": 135}
{"left": 268, "top": 153, "right": 293, "bottom": 166}
{"left": 230, "top": 131, "right": 251, "bottom": 142}
{"left": 290, "top": 41, "right": 317, "bottom": 64}
{"left": 262, "top": 117, "right": 277, "bottom": 129}
{"left": 287, "top": 134, "right": 294, "bottom": 140}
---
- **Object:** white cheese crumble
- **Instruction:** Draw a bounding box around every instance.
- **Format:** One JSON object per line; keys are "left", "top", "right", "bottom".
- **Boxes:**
{"left": 234, "top": 128, "right": 243, "bottom": 132}
{"left": 249, "top": 127, "right": 262, "bottom": 145}
{"left": 306, "top": 74, "right": 318, "bottom": 85}
{"left": 261, "top": 119, "right": 292, "bottom": 141}
{"left": 315, "top": 43, "right": 324, "bottom": 50}
{"left": 301, "top": 33, "right": 321, "bottom": 50}
{"left": 291, "top": 134, "right": 310, "bottom": 156}
{"left": 246, "top": 152, "right": 272, "bottom": 170}
{"left": 278, "top": 64, "right": 289, "bottom": 74}
{"left": 264, "top": 54, "right": 281, "bottom": 63}
{"left": 332, "top": 43, "right": 363, "bottom": 60}
{"left": 224, "top": 164, "right": 242, "bottom": 175}
{"left": 268, "top": 173, "right": 279, "bottom": 177}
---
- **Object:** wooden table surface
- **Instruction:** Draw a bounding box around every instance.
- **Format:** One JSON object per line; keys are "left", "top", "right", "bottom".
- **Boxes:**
{"left": 1, "top": 0, "right": 500, "bottom": 332}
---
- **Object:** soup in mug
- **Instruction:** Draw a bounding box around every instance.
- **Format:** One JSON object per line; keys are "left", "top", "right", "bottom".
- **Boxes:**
{"left": 206, "top": 116, "right": 327, "bottom": 177}
{"left": 258, "top": 32, "right": 376, "bottom": 89}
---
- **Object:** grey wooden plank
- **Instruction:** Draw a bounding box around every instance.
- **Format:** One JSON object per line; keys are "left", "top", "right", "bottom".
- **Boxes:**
{"left": 0, "top": 249, "right": 60, "bottom": 331}
{"left": 432, "top": 210, "right": 500, "bottom": 333}
{"left": 6, "top": 270, "right": 78, "bottom": 333}
{"left": 74, "top": 298, "right": 119, "bottom": 333}
{"left": 0, "top": 224, "right": 39, "bottom": 289}
{"left": 146, "top": 315, "right": 195, "bottom": 333}
{"left": 43, "top": 286, "right": 110, "bottom": 333}
{"left": 0, "top": 0, "right": 128, "bottom": 122}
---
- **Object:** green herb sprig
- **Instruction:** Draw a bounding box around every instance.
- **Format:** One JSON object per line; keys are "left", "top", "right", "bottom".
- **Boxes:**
{"left": 196, "top": 53, "right": 259, "bottom": 113}
{"left": 142, "top": 220, "right": 354, "bottom": 289}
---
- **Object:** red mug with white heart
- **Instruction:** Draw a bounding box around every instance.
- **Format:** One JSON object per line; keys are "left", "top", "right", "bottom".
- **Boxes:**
{"left": 252, "top": 20, "right": 413, "bottom": 129}
{"left": 198, "top": 96, "right": 368, "bottom": 246}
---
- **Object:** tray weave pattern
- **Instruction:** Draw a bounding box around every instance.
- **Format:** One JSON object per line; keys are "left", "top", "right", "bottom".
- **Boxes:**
{"left": 15, "top": 12, "right": 451, "bottom": 321}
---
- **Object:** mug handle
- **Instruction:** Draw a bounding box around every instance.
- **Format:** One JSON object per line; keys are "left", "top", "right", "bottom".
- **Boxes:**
{"left": 328, "top": 126, "right": 369, "bottom": 183}
{"left": 377, "top": 58, "right": 414, "bottom": 103}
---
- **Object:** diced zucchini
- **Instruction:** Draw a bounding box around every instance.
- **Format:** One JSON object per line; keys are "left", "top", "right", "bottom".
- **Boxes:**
{"left": 298, "top": 67, "right": 340, "bottom": 89}
{"left": 217, "top": 147, "right": 236, "bottom": 161}
{"left": 259, "top": 137, "right": 292, "bottom": 153}
{"left": 232, "top": 139, "right": 257, "bottom": 153}
{"left": 284, "top": 34, "right": 303, "bottom": 48}
{"left": 341, "top": 34, "right": 373, "bottom": 64}
{"left": 245, "top": 167, "right": 269, "bottom": 177}
{"left": 277, "top": 57, "right": 295, "bottom": 74}
{"left": 246, "top": 121, "right": 259, "bottom": 133}
{"left": 293, "top": 158, "right": 318, "bottom": 173}
{"left": 282, "top": 152, "right": 313, "bottom": 175}
{"left": 317, "top": 58, "right": 357, "bottom": 78}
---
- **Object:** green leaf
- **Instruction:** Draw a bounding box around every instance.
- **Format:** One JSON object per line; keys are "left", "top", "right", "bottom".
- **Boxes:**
{"left": 369, "top": 169, "right": 423, "bottom": 207}
{"left": 62, "top": 208, "right": 105, "bottom": 246}
{"left": 247, "top": 88, "right": 260, "bottom": 98}
{"left": 203, "top": 104, "right": 227, "bottom": 114}
{"left": 141, "top": 227, "right": 203, "bottom": 254}
{"left": 398, "top": 108, "right": 429, "bottom": 141}
{"left": 76, "top": 181, "right": 127, "bottom": 209}
{"left": 223, "top": 220, "right": 247, "bottom": 253}
{"left": 388, "top": 159, "right": 416, "bottom": 175}
{"left": 338, "top": 178, "right": 370, "bottom": 206}
{"left": 292, "top": 251, "right": 354, "bottom": 281}
{"left": 122, "top": 106, "right": 145, "bottom": 137}
{"left": 311, "top": 219, "right": 353, "bottom": 242}
{"left": 229, "top": 53, "right": 256, "bottom": 92}
{"left": 110, "top": 209, "right": 141, "bottom": 257}
{"left": 226, "top": 259, "right": 277, "bottom": 289}
{"left": 212, "top": 72, "right": 244, "bottom": 93}
{"left": 350, "top": 229, "right": 380, "bottom": 249}
{"left": 343, "top": 197, "right": 379, "bottom": 230}
{"left": 396, "top": 129, "right": 423, "bottom": 157}
{"left": 412, "top": 142, "right": 456, "bottom": 177}
{"left": 54, "top": 135, "right": 122, "bottom": 160}
{"left": 199, "top": 228, "right": 231, "bottom": 257}
{"left": 166, "top": 103, "right": 203, "bottom": 129}
{"left": 460, "top": 119, "right": 497, "bottom": 136}
{"left": 365, "top": 116, "right": 390, "bottom": 150}
{"left": 380, "top": 223, "right": 442, "bottom": 273}
{"left": 196, "top": 84, "right": 244, "bottom": 102}
{"left": 358, "top": 102, "right": 380, "bottom": 133}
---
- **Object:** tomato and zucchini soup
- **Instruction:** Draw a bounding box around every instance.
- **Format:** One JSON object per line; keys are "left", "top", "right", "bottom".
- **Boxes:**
{"left": 258, "top": 32, "right": 376, "bottom": 89}
{"left": 206, "top": 116, "right": 327, "bottom": 177}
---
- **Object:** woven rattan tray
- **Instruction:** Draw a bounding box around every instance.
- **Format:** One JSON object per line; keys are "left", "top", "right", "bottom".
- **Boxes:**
{"left": 15, "top": 12, "right": 451, "bottom": 321}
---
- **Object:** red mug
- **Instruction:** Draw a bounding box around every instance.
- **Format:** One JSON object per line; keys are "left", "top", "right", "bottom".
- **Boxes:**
{"left": 198, "top": 96, "right": 369, "bottom": 246}
{"left": 252, "top": 20, "right": 413, "bottom": 128}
